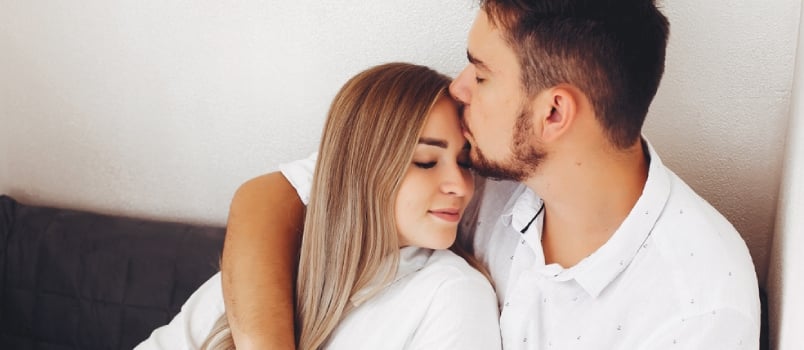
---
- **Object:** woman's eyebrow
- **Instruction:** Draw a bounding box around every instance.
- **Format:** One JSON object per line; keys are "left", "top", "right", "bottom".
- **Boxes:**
{"left": 418, "top": 137, "right": 448, "bottom": 148}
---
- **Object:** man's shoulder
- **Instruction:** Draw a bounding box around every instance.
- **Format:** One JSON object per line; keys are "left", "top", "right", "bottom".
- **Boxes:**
{"left": 655, "top": 171, "right": 748, "bottom": 253}
{"left": 649, "top": 171, "right": 758, "bottom": 310}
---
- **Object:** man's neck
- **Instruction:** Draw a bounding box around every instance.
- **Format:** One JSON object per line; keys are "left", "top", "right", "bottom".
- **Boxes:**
{"left": 525, "top": 140, "right": 649, "bottom": 268}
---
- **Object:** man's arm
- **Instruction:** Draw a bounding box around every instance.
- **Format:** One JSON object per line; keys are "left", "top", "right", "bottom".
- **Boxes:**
{"left": 221, "top": 172, "right": 305, "bottom": 349}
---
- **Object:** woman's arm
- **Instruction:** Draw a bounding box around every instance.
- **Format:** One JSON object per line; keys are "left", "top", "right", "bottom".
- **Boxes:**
{"left": 221, "top": 172, "right": 305, "bottom": 350}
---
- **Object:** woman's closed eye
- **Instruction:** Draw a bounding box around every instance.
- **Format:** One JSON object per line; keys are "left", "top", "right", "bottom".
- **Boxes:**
{"left": 414, "top": 160, "right": 472, "bottom": 170}
{"left": 414, "top": 161, "right": 437, "bottom": 169}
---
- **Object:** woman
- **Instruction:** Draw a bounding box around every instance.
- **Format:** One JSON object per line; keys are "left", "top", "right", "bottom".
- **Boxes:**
{"left": 136, "top": 63, "right": 501, "bottom": 349}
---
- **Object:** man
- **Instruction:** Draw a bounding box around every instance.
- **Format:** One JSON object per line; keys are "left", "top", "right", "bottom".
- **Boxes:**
{"left": 221, "top": 0, "right": 760, "bottom": 348}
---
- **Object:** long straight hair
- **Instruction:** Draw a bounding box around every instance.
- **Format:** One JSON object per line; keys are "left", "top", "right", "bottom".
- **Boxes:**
{"left": 202, "top": 63, "right": 486, "bottom": 350}
{"left": 296, "top": 63, "right": 453, "bottom": 349}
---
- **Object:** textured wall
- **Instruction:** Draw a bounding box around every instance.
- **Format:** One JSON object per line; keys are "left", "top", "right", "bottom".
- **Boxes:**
{"left": 0, "top": 0, "right": 799, "bottom": 291}
{"left": 767, "top": 2, "right": 804, "bottom": 348}
{"left": 0, "top": 0, "right": 476, "bottom": 224}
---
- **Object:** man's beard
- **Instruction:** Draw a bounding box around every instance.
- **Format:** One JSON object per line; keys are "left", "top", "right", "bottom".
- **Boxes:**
{"left": 469, "top": 102, "right": 546, "bottom": 182}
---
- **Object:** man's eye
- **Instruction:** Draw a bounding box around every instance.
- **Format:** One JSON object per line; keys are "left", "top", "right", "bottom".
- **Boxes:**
{"left": 475, "top": 76, "right": 486, "bottom": 84}
{"left": 414, "top": 162, "right": 436, "bottom": 169}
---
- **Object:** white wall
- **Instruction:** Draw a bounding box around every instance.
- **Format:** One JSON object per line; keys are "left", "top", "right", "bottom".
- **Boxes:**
{"left": 0, "top": 0, "right": 799, "bottom": 305}
{"left": 645, "top": 1, "right": 801, "bottom": 290}
{"left": 0, "top": 0, "right": 477, "bottom": 225}
{"left": 768, "top": 1, "right": 804, "bottom": 348}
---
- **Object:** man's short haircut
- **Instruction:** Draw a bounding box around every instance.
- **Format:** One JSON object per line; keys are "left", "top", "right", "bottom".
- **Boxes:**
{"left": 481, "top": 0, "right": 670, "bottom": 149}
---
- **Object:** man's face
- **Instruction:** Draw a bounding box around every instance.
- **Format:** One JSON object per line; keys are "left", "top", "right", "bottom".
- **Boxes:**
{"left": 449, "top": 10, "right": 545, "bottom": 181}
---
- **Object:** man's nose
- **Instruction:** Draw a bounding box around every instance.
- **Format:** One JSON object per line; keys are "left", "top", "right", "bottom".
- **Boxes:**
{"left": 449, "top": 67, "right": 472, "bottom": 105}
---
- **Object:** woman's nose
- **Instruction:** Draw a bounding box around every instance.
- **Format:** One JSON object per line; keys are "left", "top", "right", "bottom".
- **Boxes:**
{"left": 440, "top": 165, "right": 472, "bottom": 198}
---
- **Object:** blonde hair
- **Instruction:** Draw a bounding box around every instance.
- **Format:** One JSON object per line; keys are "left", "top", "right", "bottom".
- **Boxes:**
{"left": 203, "top": 63, "right": 485, "bottom": 350}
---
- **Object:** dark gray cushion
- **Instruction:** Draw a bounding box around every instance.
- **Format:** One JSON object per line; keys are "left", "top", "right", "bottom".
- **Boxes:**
{"left": 0, "top": 195, "right": 225, "bottom": 350}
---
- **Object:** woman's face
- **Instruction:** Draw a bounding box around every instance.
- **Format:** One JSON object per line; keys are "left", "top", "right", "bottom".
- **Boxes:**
{"left": 395, "top": 96, "right": 475, "bottom": 249}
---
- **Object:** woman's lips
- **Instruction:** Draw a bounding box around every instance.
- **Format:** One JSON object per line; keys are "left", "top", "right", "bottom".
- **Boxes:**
{"left": 429, "top": 209, "right": 461, "bottom": 223}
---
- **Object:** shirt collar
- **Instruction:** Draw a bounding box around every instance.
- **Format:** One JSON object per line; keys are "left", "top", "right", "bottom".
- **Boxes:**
{"left": 572, "top": 139, "right": 672, "bottom": 298}
{"left": 501, "top": 185, "right": 542, "bottom": 232}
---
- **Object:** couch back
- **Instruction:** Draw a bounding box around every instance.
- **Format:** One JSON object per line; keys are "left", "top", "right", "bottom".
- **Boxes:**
{"left": 0, "top": 195, "right": 226, "bottom": 349}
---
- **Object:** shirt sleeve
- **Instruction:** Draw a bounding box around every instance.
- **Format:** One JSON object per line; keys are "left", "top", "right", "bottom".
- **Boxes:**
{"left": 278, "top": 152, "right": 318, "bottom": 205}
{"left": 638, "top": 307, "right": 759, "bottom": 349}
{"left": 407, "top": 276, "right": 502, "bottom": 350}
{"left": 134, "top": 272, "right": 226, "bottom": 350}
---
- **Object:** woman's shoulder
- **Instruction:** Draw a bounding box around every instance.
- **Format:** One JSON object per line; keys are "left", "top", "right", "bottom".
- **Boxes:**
{"left": 393, "top": 248, "right": 496, "bottom": 307}
{"left": 417, "top": 249, "right": 493, "bottom": 288}
{"left": 404, "top": 250, "right": 502, "bottom": 349}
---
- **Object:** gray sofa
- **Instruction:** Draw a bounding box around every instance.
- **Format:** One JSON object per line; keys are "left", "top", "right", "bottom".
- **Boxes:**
{"left": 0, "top": 195, "right": 225, "bottom": 349}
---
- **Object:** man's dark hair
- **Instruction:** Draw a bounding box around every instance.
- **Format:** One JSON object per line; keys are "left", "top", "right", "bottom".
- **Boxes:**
{"left": 481, "top": 0, "right": 670, "bottom": 148}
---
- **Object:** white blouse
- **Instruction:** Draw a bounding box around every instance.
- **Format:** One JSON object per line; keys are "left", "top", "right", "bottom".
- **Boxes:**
{"left": 136, "top": 247, "right": 502, "bottom": 349}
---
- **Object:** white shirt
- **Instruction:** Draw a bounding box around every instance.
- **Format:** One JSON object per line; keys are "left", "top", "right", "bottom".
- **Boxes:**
{"left": 280, "top": 140, "right": 761, "bottom": 349}
{"left": 136, "top": 248, "right": 502, "bottom": 350}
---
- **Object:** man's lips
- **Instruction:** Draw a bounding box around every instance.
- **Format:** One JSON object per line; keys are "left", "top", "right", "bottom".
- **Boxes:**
{"left": 428, "top": 208, "right": 461, "bottom": 223}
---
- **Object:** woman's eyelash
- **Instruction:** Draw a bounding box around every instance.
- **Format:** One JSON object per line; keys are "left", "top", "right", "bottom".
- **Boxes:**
{"left": 415, "top": 161, "right": 472, "bottom": 170}
{"left": 414, "top": 162, "right": 436, "bottom": 169}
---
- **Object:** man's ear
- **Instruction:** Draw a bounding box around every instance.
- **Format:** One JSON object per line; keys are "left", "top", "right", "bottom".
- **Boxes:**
{"left": 538, "top": 85, "right": 577, "bottom": 143}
